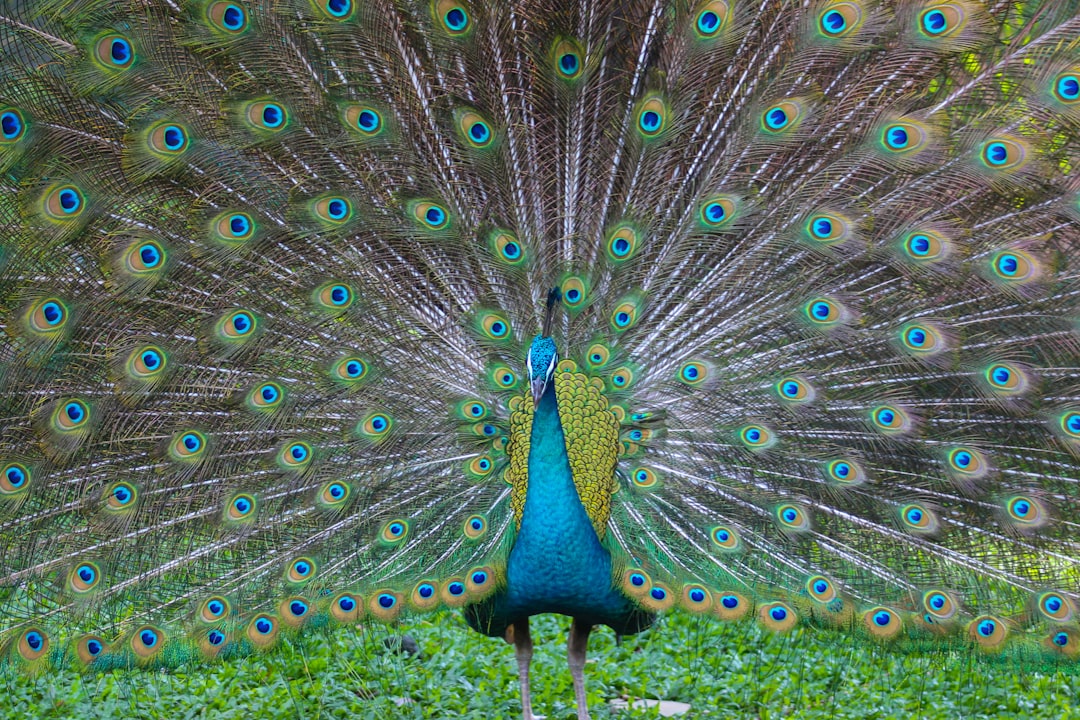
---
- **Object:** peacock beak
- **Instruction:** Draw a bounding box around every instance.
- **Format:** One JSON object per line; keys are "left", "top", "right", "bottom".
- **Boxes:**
{"left": 530, "top": 377, "right": 547, "bottom": 406}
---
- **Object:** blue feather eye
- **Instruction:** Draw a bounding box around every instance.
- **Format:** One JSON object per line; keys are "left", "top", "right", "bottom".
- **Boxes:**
{"left": 170, "top": 430, "right": 207, "bottom": 462}
{"left": 739, "top": 424, "right": 775, "bottom": 449}
{"left": 332, "top": 356, "right": 369, "bottom": 386}
{"left": 312, "top": 196, "right": 353, "bottom": 224}
{"left": 921, "top": 590, "right": 957, "bottom": 620}
{"left": 776, "top": 503, "right": 809, "bottom": 531}
{"left": 1, "top": 108, "right": 25, "bottom": 142}
{"left": 1005, "top": 495, "right": 1045, "bottom": 526}
{"left": 804, "top": 213, "right": 851, "bottom": 246}
{"left": 560, "top": 277, "right": 588, "bottom": 310}
{"left": 25, "top": 297, "right": 69, "bottom": 335}
{"left": 69, "top": 561, "right": 102, "bottom": 594}
{"left": 945, "top": 446, "right": 986, "bottom": 478}
{"left": 864, "top": 607, "right": 903, "bottom": 639}
{"left": 677, "top": 361, "right": 709, "bottom": 386}
{"left": 716, "top": 591, "right": 749, "bottom": 620}
{"left": 759, "top": 602, "right": 797, "bottom": 631}
{"left": 436, "top": 1, "right": 470, "bottom": 35}
{"left": 760, "top": 101, "right": 804, "bottom": 134}
{"left": 248, "top": 381, "right": 284, "bottom": 411}
{"left": 454, "top": 109, "right": 494, "bottom": 149}
{"left": 226, "top": 493, "right": 256, "bottom": 521}
{"left": 606, "top": 224, "right": 640, "bottom": 262}
{"left": 489, "top": 230, "right": 526, "bottom": 266}
{"left": 806, "top": 575, "right": 837, "bottom": 603}
{"left": 775, "top": 376, "right": 814, "bottom": 403}
{"left": 897, "top": 321, "right": 946, "bottom": 357}
{"left": 900, "top": 229, "right": 948, "bottom": 264}
{"left": 818, "top": 3, "right": 861, "bottom": 37}
{"left": 918, "top": 4, "right": 967, "bottom": 38}
{"left": 95, "top": 35, "right": 135, "bottom": 70}
{"left": 968, "top": 615, "right": 1008, "bottom": 649}
{"left": 212, "top": 211, "right": 255, "bottom": 244}
{"left": 208, "top": 2, "right": 248, "bottom": 33}
{"left": 105, "top": 481, "right": 138, "bottom": 511}
{"left": 553, "top": 39, "right": 584, "bottom": 80}
{"left": 1, "top": 463, "right": 30, "bottom": 495}
{"left": 988, "top": 249, "right": 1038, "bottom": 285}
{"left": 217, "top": 309, "right": 258, "bottom": 342}
{"left": 77, "top": 635, "right": 106, "bottom": 663}
{"left": 870, "top": 404, "right": 911, "bottom": 434}
{"left": 245, "top": 101, "right": 288, "bottom": 132}
{"left": 880, "top": 121, "right": 928, "bottom": 154}
{"left": 43, "top": 184, "right": 86, "bottom": 219}
{"left": 1054, "top": 73, "right": 1080, "bottom": 103}
{"left": 610, "top": 301, "right": 639, "bottom": 332}
{"left": 358, "top": 412, "right": 393, "bottom": 439}
{"left": 636, "top": 96, "right": 668, "bottom": 137}
{"left": 1057, "top": 411, "right": 1080, "bottom": 440}
{"left": 147, "top": 123, "right": 190, "bottom": 156}
{"left": 316, "top": 0, "right": 353, "bottom": 19}
{"left": 631, "top": 467, "right": 658, "bottom": 489}
{"left": 900, "top": 504, "right": 937, "bottom": 533}
{"left": 1037, "top": 591, "right": 1073, "bottom": 622}
{"left": 286, "top": 557, "right": 317, "bottom": 584}
{"left": 410, "top": 200, "right": 450, "bottom": 230}
{"left": 698, "top": 196, "right": 736, "bottom": 229}
{"left": 343, "top": 104, "right": 385, "bottom": 137}
{"left": 693, "top": 1, "right": 730, "bottom": 39}
{"left": 200, "top": 596, "right": 231, "bottom": 622}
{"left": 803, "top": 297, "right": 845, "bottom": 327}
{"left": 824, "top": 457, "right": 865, "bottom": 486}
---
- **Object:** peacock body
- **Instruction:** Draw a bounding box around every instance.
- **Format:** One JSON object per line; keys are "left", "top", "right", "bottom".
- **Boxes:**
{"left": 1, "top": 0, "right": 1079, "bottom": 716}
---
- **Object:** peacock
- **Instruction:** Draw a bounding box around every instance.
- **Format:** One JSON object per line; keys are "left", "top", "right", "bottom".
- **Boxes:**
{"left": 1, "top": 0, "right": 1079, "bottom": 717}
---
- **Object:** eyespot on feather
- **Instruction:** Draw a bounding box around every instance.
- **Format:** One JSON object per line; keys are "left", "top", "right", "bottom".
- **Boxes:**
{"left": 900, "top": 503, "right": 937, "bottom": 533}
{"left": 552, "top": 38, "right": 585, "bottom": 80}
{"left": 715, "top": 591, "right": 750, "bottom": 621}
{"left": 806, "top": 575, "right": 838, "bottom": 603}
{"left": 147, "top": 123, "right": 189, "bottom": 156}
{"left": 318, "top": 481, "right": 351, "bottom": 508}
{"left": 817, "top": 2, "right": 862, "bottom": 38}
{"left": 489, "top": 230, "right": 526, "bottom": 266}
{"left": 0, "top": 107, "right": 27, "bottom": 143}
{"left": 207, "top": 2, "right": 248, "bottom": 33}
{"left": 758, "top": 602, "right": 797, "bottom": 632}
{"left": 358, "top": 412, "right": 393, "bottom": 439}
{"left": 968, "top": 615, "right": 1008, "bottom": 649}
{"left": 863, "top": 607, "right": 903, "bottom": 640}
{"left": 286, "top": 557, "right": 317, "bottom": 584}
{"left": 922, "top": 590, "right": 958, "bottom": 620}
{"left": 246, "top": 614, "right": 279, "bottom": 647}
{"left": 824, "top": 458, "right": 865, "bottom": 486}
{"left": 775, "top": 376, "right": 814, "bottom": 403}
{"left": 331, "top": 592, "right": 363, "bottom": 622}
{"left": 1, "top": 463, "right": 31, "bottom": 495}
{"left": 25, "top": 298, "right": 69, "bottom": 336}
{"left": 311, "top": 196, "right": 353, "bottom": 225}
{"left": 43, "top": 184, "right": 85, "bottom": 220}
{"left": 380, "top": 519, "right": 410, "bottom": 544}
{"left": 170, "top": 430, "right": 207, "bottom": 462}
{"left": 698, "top": 195, "right": 738, "bottom": 229}
{"left": 225, "top": 493, "right": 256, "bottom": 522}
{"left": 680, "top": 584, "right": 713, "bottom": 612}
{"left": 199, "top": 596, "right": 232, "bottom": 623}
{"left": 434, "top": 0, "right": 471, "bottom": 35}
{"left": 1037, "top": 592, "right": 1074, "bottom": 623}
{"left": 313, "top": 0, "right": 354, "bottom": 20}
{"left": 710, "top": 525, "right": 740, "bottom": 550}
{"left": 94, "top": 34, "right": 135, "bottom": 70}
{"left": 68, "top": 562, "right": 101, "bottom": 593}
{"left": 692, "top": 0, "right": 731, "bottom": 39}
{"left": 245, "top": 101, "right": 288, "bottom": 132}
{"left": 344, "top": 105, "right": 384, "bottom": 137}
{"left": 16, "top": 629, "right": 49, "bottom": 662}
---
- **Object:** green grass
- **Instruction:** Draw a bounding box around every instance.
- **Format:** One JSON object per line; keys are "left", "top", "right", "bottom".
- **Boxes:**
{"left": 5, "top": 612, "right": 1080, "bottom": 719}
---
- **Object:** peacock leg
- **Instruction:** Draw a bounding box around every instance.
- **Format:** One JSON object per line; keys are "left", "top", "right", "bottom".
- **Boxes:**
{"left": 508, "top": 618, "right": 537, "bottom": 720}
{"left": 567, "top": 618, "right": 594, "bottom": 720}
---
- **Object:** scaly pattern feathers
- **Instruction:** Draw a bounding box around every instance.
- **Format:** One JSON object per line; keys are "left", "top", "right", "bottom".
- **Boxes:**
{"left": 0, "top": 0, "right": 1079, "bottom": 706}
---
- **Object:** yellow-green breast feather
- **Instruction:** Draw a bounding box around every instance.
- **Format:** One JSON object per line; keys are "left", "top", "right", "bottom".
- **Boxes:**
{"left": 507, "top": 359, "right": 619, "bottom": 537}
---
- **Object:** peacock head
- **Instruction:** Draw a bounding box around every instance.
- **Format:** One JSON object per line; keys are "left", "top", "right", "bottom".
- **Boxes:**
{"left": 526, "top": 335, "right": 558, "bottom": 405}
